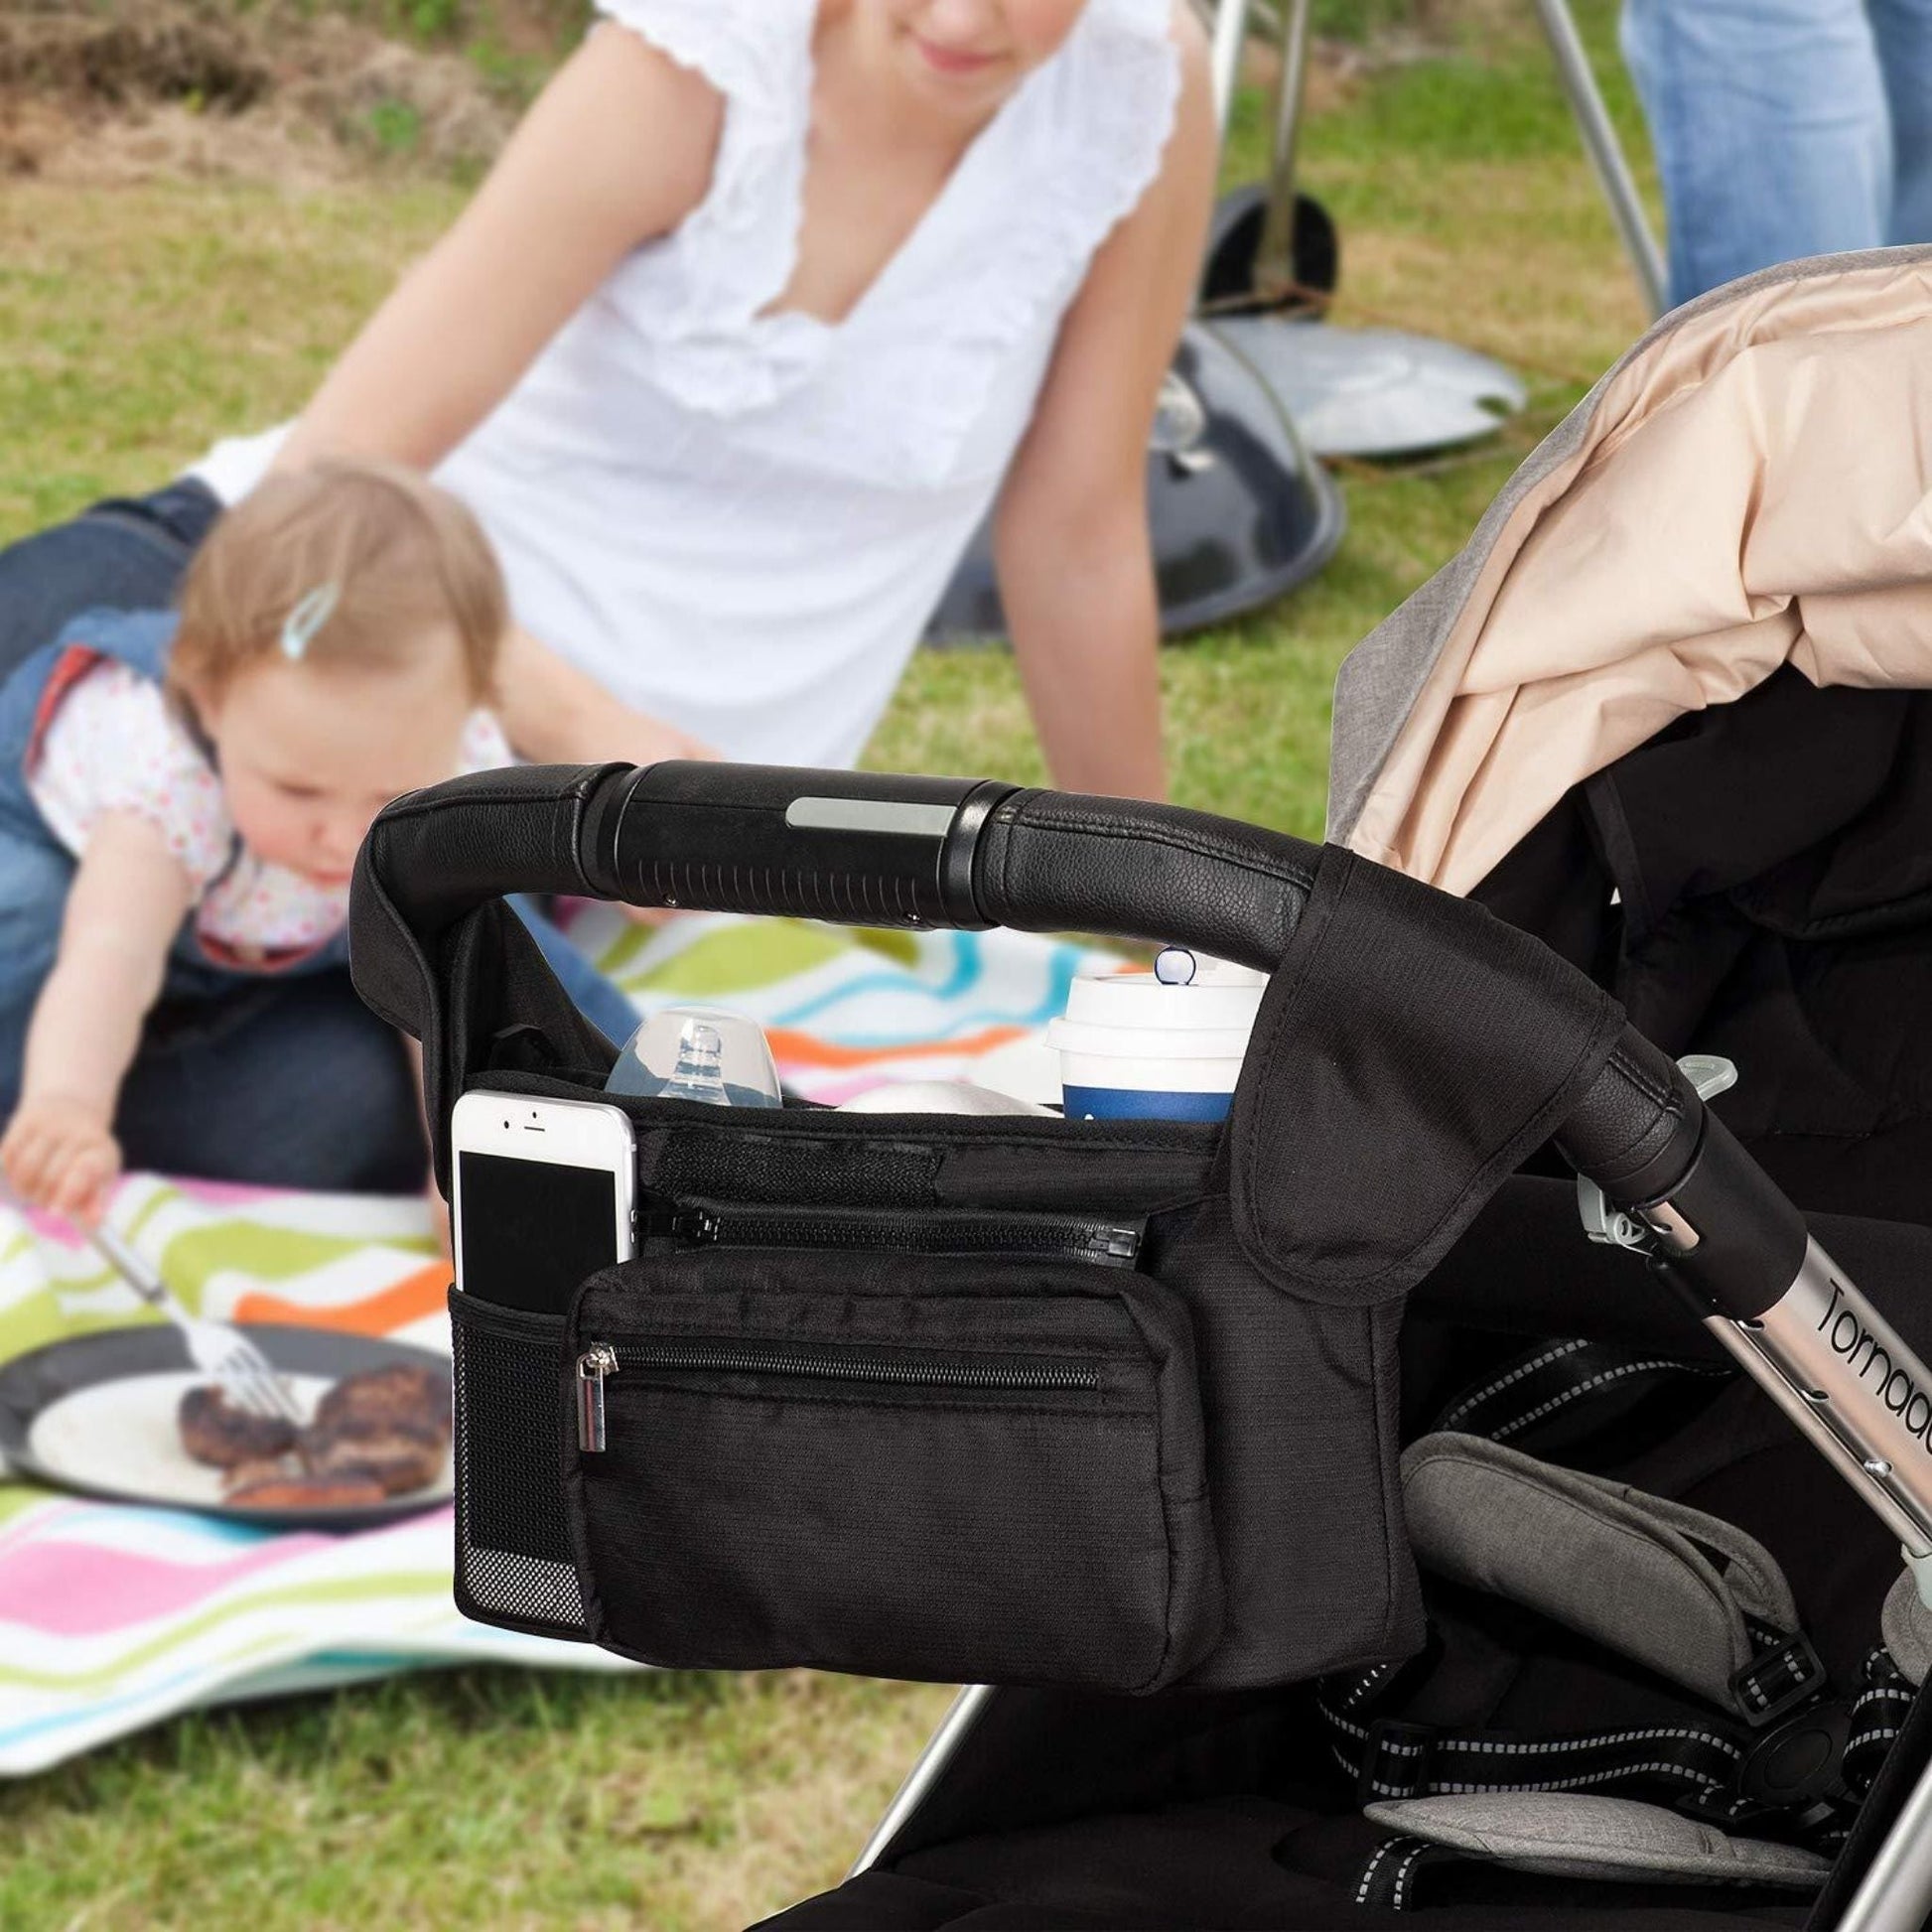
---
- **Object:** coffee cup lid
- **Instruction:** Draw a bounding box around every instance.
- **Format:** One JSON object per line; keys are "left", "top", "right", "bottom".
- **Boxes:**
{"left": 1061, "top": 951, "right": 1266, "bottom": 1035}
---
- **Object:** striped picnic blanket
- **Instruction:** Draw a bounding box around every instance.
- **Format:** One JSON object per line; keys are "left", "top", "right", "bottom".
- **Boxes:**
{"left": 0, "top": 908, "right": 1105, "bottom": 1775}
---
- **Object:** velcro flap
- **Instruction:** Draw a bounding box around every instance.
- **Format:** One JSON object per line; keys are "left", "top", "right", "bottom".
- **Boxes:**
{"left": 1363, "top": 1793, "right": 1830, "bottom": 1888}
{"left": 1229, "top": 849, "right": 1622, "bottom": 1307}
{"left": 1402, "top": 1433, "right": 1799, "bottom": 1710}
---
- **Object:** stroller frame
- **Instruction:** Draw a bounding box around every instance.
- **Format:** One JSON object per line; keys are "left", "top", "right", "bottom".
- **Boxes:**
{"left": 351, "top": 757, "right": 1932, "bottom": 1929}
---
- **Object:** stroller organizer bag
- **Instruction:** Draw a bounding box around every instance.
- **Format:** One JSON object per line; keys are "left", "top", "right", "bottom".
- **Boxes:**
{"left": 349, "top": 761, "right": 1932, "bottom": 1715}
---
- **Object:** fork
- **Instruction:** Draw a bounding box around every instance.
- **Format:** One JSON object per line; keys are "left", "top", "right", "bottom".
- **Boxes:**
{"left": 88, "top": 1223, "right": 305, "bottom": 1427}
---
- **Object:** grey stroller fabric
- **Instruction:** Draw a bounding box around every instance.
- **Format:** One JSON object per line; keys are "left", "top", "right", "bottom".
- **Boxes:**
{"left": 1363, "top": 1794, "right": 1831, "bottom": 1888}
{"left": 1401, "top": 1433, "right": 1801, "bottom": 1712}
{"left": 1882, "top": 1570, "right": 1932, "bottom": 1687}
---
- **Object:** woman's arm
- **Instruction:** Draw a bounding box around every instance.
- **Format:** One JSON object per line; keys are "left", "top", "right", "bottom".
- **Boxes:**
{"left": 0, "top": 815, "right": 195, "bottom": 1222}
{"left": 991, "top": 3, "right": 1218, "bottom": 802}
{"left": 279, "top": 26, "right": 722, "bottom": 475}
{"left": 275, "top": 26, "right": 727, "bottom": 767}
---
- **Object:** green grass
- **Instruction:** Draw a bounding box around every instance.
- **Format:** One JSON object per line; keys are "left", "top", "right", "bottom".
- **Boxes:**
{"left": 0, "top": 7, "right": 1661, "bottom": 1924}
{"left": 0, "top": 1667, "right": 955, "bottom": 1929}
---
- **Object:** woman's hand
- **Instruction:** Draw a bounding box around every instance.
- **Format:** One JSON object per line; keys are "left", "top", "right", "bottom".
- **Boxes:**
{"left": 1, "top": 1096, "right": 120, "bottom": 1225}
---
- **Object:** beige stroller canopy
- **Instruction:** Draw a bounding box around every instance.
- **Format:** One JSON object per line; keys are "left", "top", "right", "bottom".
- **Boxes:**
{"left": 1329, "top": 245, "right": 1932, "bottom": 895}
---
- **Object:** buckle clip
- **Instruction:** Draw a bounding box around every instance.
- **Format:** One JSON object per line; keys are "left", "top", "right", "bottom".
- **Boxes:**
{"left": 1732, "top": 1632, "right": 1827, "bottom": 1729}
{"left": 1356, "top": 1718, "right": 1435, "bottom": 1805}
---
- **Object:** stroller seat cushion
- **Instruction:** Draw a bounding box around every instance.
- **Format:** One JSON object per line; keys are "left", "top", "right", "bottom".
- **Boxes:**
{"left": 1362, "top": 1794, "right": 1832, "bottom": 1890}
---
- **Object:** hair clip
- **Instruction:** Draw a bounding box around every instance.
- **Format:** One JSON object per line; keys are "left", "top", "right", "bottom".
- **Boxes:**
{"left": 280, "top": 582, "right": 341, "bottom": 662}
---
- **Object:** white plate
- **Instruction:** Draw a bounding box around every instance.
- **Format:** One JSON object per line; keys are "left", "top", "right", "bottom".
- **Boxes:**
{"left": 28, "top": 1371, "right": 452, "bottom": 1511}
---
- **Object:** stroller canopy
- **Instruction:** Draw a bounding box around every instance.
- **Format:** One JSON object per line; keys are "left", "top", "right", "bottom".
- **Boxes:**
{"left": 1330, "top": 245, "right": 1932, "bottom": 897}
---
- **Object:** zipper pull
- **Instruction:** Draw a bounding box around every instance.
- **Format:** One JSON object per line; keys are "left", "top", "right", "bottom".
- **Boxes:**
{"left": 1090, "top": 1224, "right": 1142, "bottom": 1264}
{"left": 670, "top": 1206, "right": 721, "bottom": 1245}
{"left": 577, "top": 1342, "right": 620, "bottom": 1452}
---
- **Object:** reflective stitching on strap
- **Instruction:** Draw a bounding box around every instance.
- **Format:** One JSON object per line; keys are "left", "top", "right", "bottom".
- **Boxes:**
{"left": 1355, "top": 1837, "right": 1404, "bottom": 1907}
{"left": 1320, "top": 1694, "right": 1737, "bottom": 1757}
{"left": 1854, "top": 1685, "right": 1915, "bottom": 1712}
{"left": 1406, "top": 1763, "right": 1729, "bottom": 1797}
{"left": 1490, "top": 1360, "right": 1709, "bottom": 1440}
{"left": 1389, "top": 1841, "right": 1431, "bottom": 1912}
{"left": 1432, "top": 1726, "right": 1740, "bottom": 1761}
{"left": 1440, "top": 1340, "right": 1592, "bottom": 1427}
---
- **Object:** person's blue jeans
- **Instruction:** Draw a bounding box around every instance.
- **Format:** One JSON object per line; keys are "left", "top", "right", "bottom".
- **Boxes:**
{"left": 1621, "top": 0, "right": 1932, "bottom": 308}
{"left": 0, "top": 483, "right": 638, "bottom": 1192}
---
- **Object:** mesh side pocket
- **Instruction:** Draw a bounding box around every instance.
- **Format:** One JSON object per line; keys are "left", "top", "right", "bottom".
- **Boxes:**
{"left": 450, "top": 1290, "right": 587, "bottom": 1639}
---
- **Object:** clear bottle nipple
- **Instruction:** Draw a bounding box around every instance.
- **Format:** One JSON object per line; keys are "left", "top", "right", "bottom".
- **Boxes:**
{"left": 662, "top": 1019, "right": 729, "bottom": 1105}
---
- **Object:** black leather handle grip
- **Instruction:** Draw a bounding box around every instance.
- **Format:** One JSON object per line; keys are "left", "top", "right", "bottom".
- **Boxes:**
{"left": 595, "top": 762, "right": 1017, "bottom": 930}
{"left": 355, "top": 760, "right": 1324, "bottom": 969}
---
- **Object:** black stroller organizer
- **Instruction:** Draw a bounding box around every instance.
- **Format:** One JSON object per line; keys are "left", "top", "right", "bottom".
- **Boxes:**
{"left": 350, "top": 759, "right": 1932, "bottom": 1928}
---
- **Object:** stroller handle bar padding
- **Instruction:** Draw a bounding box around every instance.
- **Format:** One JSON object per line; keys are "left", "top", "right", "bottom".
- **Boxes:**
{"left": 357, "top": 760, "right": 1731, "bottom": 1241}
{"left": 360, "top": 759, "right": 1326, "bottom": 972}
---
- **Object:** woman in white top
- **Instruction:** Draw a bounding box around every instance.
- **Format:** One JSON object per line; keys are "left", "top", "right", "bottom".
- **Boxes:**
{"left": 0, "top": 0, "right": 1215, "bottom": 1191}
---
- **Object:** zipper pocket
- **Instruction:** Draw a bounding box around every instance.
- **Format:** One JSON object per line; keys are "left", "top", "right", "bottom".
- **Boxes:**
{"left": 576, "top": 1339, "right": 1100, "bottom": 1451}
{"left": 664, "top": 1200, "right": 1144, "bottom": 1267}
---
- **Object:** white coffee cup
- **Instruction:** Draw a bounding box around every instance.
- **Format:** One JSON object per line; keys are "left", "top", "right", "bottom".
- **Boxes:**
{"left": 1046, "top": 949, "right": 1267, "bottom": 1122}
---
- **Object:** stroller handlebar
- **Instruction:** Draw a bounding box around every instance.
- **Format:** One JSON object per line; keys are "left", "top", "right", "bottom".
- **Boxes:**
{"left": 355, "top": 759, "right": 1324, "bottom": 971}
{"left": 352, "top": 760, "right": 1759, "bottom": 1274}
{"left": 351, "top": 759, "right": 1769, "bottom": 1271}
{"left": 589, "top": 761, "right": 1324, "bottom": 969}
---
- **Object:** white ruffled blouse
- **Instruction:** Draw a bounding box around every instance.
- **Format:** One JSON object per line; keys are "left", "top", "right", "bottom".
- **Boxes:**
{"left": 194, "top": 0, "right": 1180, "bottom": 769}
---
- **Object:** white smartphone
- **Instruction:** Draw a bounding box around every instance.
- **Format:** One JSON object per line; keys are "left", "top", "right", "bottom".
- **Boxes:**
{"left": 450, "top": 1091, "right": 636, "bottom": 1316}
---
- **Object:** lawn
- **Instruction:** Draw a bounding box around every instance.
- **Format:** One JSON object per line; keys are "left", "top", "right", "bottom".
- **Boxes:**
{"left": 0, "top": 5, "right": 1657, "bottom": 1925}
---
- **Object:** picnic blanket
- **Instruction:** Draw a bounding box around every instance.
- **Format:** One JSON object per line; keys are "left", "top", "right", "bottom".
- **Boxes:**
{"left": 0, "top": 907, "right": 1105, "bottom": 1775}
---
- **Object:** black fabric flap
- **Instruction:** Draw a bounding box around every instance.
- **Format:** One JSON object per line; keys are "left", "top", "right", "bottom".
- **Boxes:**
{"left": 1229, "top": 848, "right": 1624, "bottom": 1307}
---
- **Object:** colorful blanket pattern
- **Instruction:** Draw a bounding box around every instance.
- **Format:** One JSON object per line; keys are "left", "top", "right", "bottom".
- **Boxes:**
{"left": 0, "top": 911, "right": 1107, "bottom": 1775}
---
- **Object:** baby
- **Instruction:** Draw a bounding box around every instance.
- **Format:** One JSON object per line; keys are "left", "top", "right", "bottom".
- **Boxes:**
{"left": 0, "top": 458, "right": 637, "bottom": 1223}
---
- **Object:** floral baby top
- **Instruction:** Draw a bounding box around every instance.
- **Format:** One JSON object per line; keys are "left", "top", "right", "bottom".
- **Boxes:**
{"left": 26, "top": 659, "right": 511, "bottom": 963}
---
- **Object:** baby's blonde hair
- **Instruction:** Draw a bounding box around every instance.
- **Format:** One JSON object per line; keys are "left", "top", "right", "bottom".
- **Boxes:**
{"left": 171, "top": 458, "right": 506, "bottom": 705}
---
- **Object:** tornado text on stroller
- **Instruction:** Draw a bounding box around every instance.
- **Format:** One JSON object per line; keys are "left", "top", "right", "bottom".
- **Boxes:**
{"left": 1820, "top": 1279, "right": 1932, "bottom": 1444}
